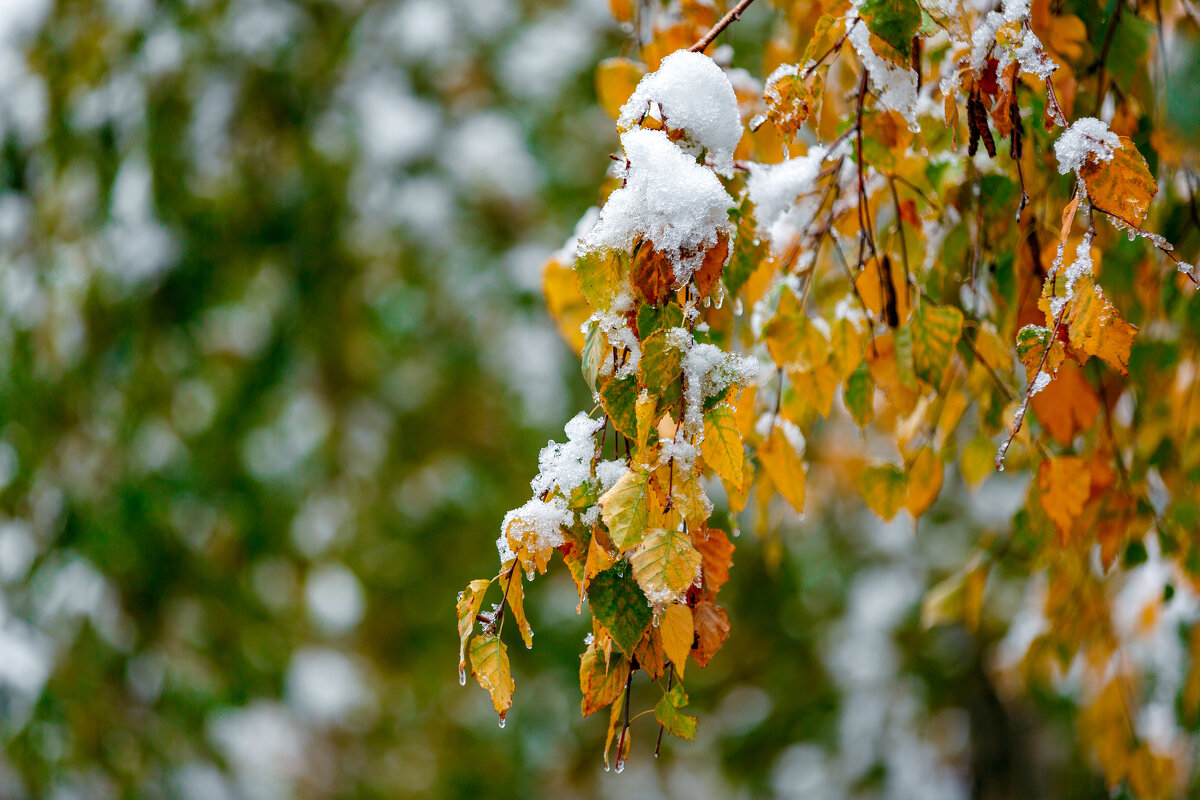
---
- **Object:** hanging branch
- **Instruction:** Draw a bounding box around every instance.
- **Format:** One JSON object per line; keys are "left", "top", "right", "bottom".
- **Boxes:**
{"left": 689, "top": 0, "right": 757, "bottom": 53}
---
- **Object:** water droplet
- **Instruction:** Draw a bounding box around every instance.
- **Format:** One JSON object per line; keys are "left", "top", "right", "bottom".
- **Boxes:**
{"left": 604, "top": 763, "right": 611, "bottom": 773}
{"left": 498, "top": 716, "right": 506, "bottom": 729}
{"left": 458, "top": 668, "right": 466, "bottom": 686}
{"left": 653, "top": 750, "right": 660, "bottom": 759}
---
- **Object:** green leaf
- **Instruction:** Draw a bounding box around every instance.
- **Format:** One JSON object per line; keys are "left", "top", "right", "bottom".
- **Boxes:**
{"left": 654, "top": 683, "right": 697, "bottom": 741}
{"left": 575, "top": 248, "right": 628, "bottom": 310}
{"left": 724, "top": 198, "right": 765, "bottom": 300}
{"left": 569, "top": 477, "right": 601, "bottom": 511}
{"left": 859, "top": 463, "right": 908, "bottom": 520}
{"left": 637, "top": 302, "right": 684, "bottom": 341}
{"left": 893, "top": 322, "right": 918, "bottom": 391}
{"left": 600, "top": 375, "right": 639, "bottom": 440}
{"left": 640, "top": 330, "right": 684, "bottom": 396}
{"left": 859, "top": 0, "right": 921, "bottom": 62}
{"left": 599, "top": 467, "right": 653, "bottom": 552}
{"left": 911, "top": 304, "right": 963, "bottom": 386}
{"left": 588, "top": 563, "right": 652, "bottom": 654}
{"left": 844, "top": 362, "right": 875, "bottom": 427}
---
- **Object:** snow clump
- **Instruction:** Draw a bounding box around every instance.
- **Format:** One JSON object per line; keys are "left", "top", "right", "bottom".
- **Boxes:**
{"left": 497, "top": 413, "right": 602, "bottom": 564}
{"left": 582, "top": 128, "right": 734, "bottom": 286}
{"left": 1053, "top": 117, "right": 1120, "bottom": 175}
{"left": 617, "top": 50, "right": 743, "bottom": 176}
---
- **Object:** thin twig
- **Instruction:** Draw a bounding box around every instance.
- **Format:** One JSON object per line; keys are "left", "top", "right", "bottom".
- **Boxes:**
{"left": 689, "top": 0, "right": 757, "bottom": 53}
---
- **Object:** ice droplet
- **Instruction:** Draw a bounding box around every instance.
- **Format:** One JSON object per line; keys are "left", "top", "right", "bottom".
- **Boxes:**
{"left": 498, "top": 716, "right": 506, "bottom": 729}
{"left": 459, "top": 667, "right": 466, "bottom": 686}
{"left": 615, "top": 759, "right": 625, "bottom": 774}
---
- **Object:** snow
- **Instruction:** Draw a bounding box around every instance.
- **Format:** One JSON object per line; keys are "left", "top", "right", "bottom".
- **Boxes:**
{"left": 746, "top": 147, "right": 828, "bottom": 254}
{"left": 1053, "top": 117, "right": 1120, "bottom": 175}
{"left": 617, "top": 50, "right": 743, "bottom": 176}
{"left": 596, "top": 459, "right": 627, "bottom": 490}
{"left": 531, "top": 412, "right": 603, "bottom": 498}
{"left": 678, "top": 336, "right": 758, "bottom": 441}
{"left": 499, "top": 413, "right": 604, "bottom": 563}
{"left": 846, "top": 17, "right": 919, "bottom": 130}
{"left": 582, "top": 128, "right": 734, "bottom": 287}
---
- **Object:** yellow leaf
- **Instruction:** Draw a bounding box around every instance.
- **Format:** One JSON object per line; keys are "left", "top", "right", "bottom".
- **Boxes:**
{"left": 859, "top": 463, "right": 907, "bottom": 520}
{"left": 960, "top": 435, "right": 996, "bottom": 488}
{"left": 763, "top": 288, "right": 830, "bottom": 368}
{"left": 670, "top": 468, "right": 711, "bottom": 528}
{"left": 599, "top": 467, "right": 653, "bottom": 552}
{"left": 828, "top": 317, "right": 864, "bottom": 380}
{"left": 921, "top": 557, "right": 988, "bottom": 631}
{"left": 603, "top": 685, "right": 629, "bottom": 770}
{"left": 631, "top": 527, "right": 702, "bottom": 607}
{"left": 457, "top": 579, "right": 491, "bottom": 682}
{"left": 1080, "top": 136, "right": 1158, "bottom": 227}
{"left": 579, "top": 644, "right": 629, "bottom": 716}
{"left": 633, "top": 394, "right": 656, "bottom": 451}
{"left": 660, "top": 603, "right": 694, "bottom": 677}
{"left": 469, "top": 634, "right": 514, "bottom": 722}
{"left": 758, "top": 425, "right": 807, "bottom": 514}
{"left": 1037, "top": 457, "right": 1091, "bottom": 543}
{"left": 501, "top": 569, "right": 534, "bottom": 650}
{"left": 543, "top": 255, "right": 589, "bottom": 354}
{"left": 701, "top": 404, "right": 744, "bottom": 487}
{"left": 905, "top": 447, "right": 943, "bottom": 517}
{"left": 595, "top": 57, "right": 645, "bottom": 120}
{"left": 786, "top": 364, "right": 839, "bottom": 418}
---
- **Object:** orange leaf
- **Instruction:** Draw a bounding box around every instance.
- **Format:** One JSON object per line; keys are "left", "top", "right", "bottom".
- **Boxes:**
{"left": 905, "top": 447, "right": 943, "bottom": 517}
{"left": 1080, "top": 136, "right": 1158, "bottom": 227}
{"left": 579, "top": 644, "right": 629, "bottom": 717}
{"left": 692, "top": 525, "right": 735, "bottom": 595}
{"left": 1037, "top": 457, "right": 1091, "bottom": 543}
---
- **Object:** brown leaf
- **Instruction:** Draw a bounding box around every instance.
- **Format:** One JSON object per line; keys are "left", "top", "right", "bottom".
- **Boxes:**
{"left": 631, "top": 241, "right": 676, "bottom": 306}
{"left": 690, "top": 599, "right": 730, "bottom": 667}
{"left": 692, "top": 525, "right": 735, "bottom": 595}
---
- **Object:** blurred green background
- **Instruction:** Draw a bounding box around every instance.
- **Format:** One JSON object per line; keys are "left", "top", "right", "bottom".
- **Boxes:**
{"left": 0, "top": 0, "right": 1169, "bottom": 798}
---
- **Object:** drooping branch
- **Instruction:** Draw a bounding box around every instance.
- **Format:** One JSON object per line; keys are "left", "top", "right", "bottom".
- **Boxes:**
{"left": 689, "top": 0, "right": 757, "bottom": 53}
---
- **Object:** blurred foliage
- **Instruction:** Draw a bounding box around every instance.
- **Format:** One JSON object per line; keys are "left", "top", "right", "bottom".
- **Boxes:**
{"left": 0, "top": 0, "right": 1197, "bottom": 799}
